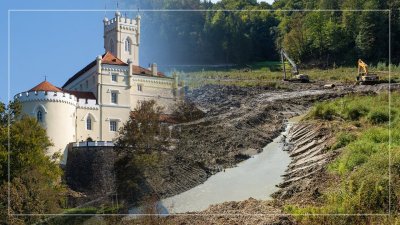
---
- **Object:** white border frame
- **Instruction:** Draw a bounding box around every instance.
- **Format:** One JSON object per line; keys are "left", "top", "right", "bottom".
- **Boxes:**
{"left": 7, "top": 9, "right": 392, "bottom": 218}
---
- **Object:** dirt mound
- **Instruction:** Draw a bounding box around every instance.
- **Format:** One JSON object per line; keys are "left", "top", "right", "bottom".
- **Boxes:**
{"left": 272, "top": 122, "right": 338, "bottom": 205}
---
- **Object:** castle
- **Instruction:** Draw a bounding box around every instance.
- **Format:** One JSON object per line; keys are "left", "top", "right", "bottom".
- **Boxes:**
{"left": 14, "top": 12, "right": 183, "bottom": 162}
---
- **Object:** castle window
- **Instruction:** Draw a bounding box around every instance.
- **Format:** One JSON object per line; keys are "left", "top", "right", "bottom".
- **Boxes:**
{"left": 125, "top": 38, "right": 131, "bottom": 54}
{"left": 92, "top": 76, "right": 95, "bottom": 84}
{"left": 111, "top": 91, "right": 118, "bottom": 104}
{"left": 110, "top": 39, "right": 114, "bottom": 53}
{"left": 85, "top": 80, "right": 89, "bottom": 89}
{"left": 86, "top": 117, "right": 92, "bottom": 130}
{"left": 110, "top": 120, "right": 117, "bottom": 132}
{"left": 80, "top": 84, "right": 83, "bottom": 90}
{"left": 137, "top": 84, "right": 143, "bottom": 92}
{"left": 37, "top": 110, "right": 43, "bottom": 122}
{"left": 112, "top": 74, "right": 117, "bottom": 82}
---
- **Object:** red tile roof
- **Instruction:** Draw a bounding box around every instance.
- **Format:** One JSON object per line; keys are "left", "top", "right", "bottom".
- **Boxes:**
{"left": 132, "top": 65, "right": 166, "bottom": 77}
{"left": 29, "top": 81, "right": 62, "bottom": 92}
{"left": 28, "top": 81, "right": 97, "bottom": 100}
{"left": 102, "top": 51, "right": 127, "bottom": 65}
{"left": 62, "top": 52, "right": 170, "bottom": 88}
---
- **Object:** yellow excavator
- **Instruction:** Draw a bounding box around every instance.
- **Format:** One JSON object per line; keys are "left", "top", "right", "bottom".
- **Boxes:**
{"left": 280, "top": 49, "right": 310, "bottom": 83}
{"left": 356, "top": 59, "right": 379, "bottom": 85}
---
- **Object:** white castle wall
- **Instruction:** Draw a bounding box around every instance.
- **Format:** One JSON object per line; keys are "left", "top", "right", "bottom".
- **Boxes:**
{"left": 14, "top": 91, "right": 99, "bottom": 164}
{"left": 76, "top": 107, "right": 100, "bottom": 142}
{"left": 130, "top": 75, "right": 178, "bottom": 112}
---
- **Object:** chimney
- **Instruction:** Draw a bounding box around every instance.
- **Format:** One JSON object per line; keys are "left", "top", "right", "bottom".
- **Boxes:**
{"left": 151, "top": 63, "right": 158, "bottom": 76}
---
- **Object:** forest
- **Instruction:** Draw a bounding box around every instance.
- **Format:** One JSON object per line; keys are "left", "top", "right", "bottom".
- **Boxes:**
{"left": 131, "top": 0, "right": 399, "bottom": 67}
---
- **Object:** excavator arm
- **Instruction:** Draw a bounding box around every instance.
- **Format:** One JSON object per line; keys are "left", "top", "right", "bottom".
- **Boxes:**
{"left": 356, "top": 59, "right": 379, "bottom": 84}
{"left": 281, "top": 49, "right": 299, "bottom": 75}
{"left": 280, "top": 49, "right": 309, "bottom": 83}
{"left": 358, "top": 59, "right": 369, "bottom": 75}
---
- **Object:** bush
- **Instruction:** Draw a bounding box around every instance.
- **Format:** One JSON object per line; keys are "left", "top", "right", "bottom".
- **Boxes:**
{"left": 376, "top": 61, "right": 387, "bottom": 71}
{"left": 309, "top": 104, "right": 337, "bottom": 120}
{"left": 368, "top": 111, "right": 389, "bottom": 124}
{"left": 331, "top": 132, "right": 356, "bottom": 150}
{"left": 345, "top": 106, "right": 369, "bottom": 121}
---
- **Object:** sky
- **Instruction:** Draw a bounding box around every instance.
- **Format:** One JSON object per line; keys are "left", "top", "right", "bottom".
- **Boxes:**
{"left": 1, "top": 0, "right": 116, "bottom": 104}
{"left": 0, "top": 0, "right": 275, "bottom": 104}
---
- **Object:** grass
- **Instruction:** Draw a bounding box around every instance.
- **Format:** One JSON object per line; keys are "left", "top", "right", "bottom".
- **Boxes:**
{"left": 178, "top": 61, "right": 400, "bottom": 88}
{"left": 63, "top": 206, "right": 120, "bottom": 214}
{"left": 285, "top": 92, "right": 400, "bottom": 224}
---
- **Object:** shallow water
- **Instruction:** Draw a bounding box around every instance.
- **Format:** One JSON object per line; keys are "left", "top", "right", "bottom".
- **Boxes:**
{"left": 153, "top": 122, "right": 294, "bottom": 214}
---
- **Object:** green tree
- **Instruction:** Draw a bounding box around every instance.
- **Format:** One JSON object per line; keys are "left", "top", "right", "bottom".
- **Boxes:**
{"left": 114, "top": 100, "right": 168, "bottom": 205}
{"left": 0, "top": 101, "right": 65, "bottom": 224}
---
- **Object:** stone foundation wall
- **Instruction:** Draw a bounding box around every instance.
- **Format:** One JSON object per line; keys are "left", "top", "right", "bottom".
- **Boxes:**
{"left": 65, "top": 146, "right": 116, "bottom": 198}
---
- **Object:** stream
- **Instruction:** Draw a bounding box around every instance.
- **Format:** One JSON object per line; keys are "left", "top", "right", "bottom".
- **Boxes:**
{"left": 129, "top": 117, "right": 301, "bottom": 215}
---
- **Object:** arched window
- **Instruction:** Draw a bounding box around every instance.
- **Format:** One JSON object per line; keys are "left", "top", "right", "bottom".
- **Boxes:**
{"left": 125, "top": 38, "right": 131, "bottom": 54}
{"left": 110, "top": 39, "right": 114, "bottom": 53}
{"left": 86, "top": 116, "right": 92, "bottom": 130}
{"left": 37, "top": 110, "right": 43, "bottom": 122}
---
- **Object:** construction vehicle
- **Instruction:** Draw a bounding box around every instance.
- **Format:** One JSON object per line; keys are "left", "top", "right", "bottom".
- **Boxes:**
{"left": 280, "top": 49, "right": 310, "bottom": 83}
{"left": 356, "top": 59, "right": 379, "bottom": 85}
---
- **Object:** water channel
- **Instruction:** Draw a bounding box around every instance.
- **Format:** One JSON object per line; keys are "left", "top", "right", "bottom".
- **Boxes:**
{"left": 128, "top": 116, "right": 304, "bottom": 215}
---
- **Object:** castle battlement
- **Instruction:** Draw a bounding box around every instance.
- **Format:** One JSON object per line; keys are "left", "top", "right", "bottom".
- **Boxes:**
{"left": 77, "top": 98, "right": 99, "bottom": 110}
{"left": 14, "top": 91, "right": 99, "bottom": 108}
{"left": 14, "top": 11, "right": 178, "bottom": 162}
{"left": 15, "top": 91, "right": 77, "bottom": 103}
{"left": 103, "top": 14, "right": 140, "bottom": 33}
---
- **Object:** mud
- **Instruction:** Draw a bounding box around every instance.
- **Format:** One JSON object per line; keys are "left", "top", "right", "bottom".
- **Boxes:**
{"left": 158, "top": 83, "right": 399, "bottom": 224}
{"left": 144, "top": 84, "right": 351, "bottom": 200}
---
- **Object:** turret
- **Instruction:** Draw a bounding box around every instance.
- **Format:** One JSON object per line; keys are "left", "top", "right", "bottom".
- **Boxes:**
{"left": 103, "top": 12, "right": 140, "bottom": 65}
{"left": 14, "top": 80, "right": 99, "bottom": 163}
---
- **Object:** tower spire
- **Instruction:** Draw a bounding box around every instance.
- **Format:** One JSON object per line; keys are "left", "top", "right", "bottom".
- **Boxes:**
{"left": 104, "top": 2, "right": 107, "bottom": 17}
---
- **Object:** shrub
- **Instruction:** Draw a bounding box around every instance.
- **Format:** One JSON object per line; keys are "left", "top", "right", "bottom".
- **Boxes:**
{"left": 308, "top": 103, "right": 337, "bottom": 120}
{"left": 345, "top": 106, "right": 369, "bottom": 121}
{"left": 376, "top": 61, "right": 387, "bottom": 71}
{"left": 368, "top": 111, "right": 389, "bottom": 124}
{"left": 331, "top": 132, "right": 356, "bottom": 150}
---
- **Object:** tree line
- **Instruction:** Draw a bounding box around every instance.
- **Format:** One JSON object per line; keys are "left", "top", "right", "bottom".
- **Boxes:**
{"left": 131, "top": 0, "right": 399, "bottom": 67}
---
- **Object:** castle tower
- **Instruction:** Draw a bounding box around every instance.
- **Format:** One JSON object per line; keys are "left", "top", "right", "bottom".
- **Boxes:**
{"left": 14, "top": 81, "right": 77, "bottom": 162}
{"left": 103, "top": 11, "right": 140, "bottom": 65}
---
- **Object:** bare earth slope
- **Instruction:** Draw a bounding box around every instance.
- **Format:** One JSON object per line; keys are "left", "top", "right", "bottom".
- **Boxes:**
{"left": 158, "top": 83, "right": 399, "bottom": 224}
{"left": 147, "top": 83, "right": 359, "bottom": 199}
